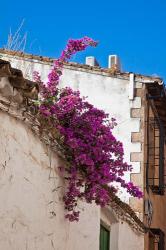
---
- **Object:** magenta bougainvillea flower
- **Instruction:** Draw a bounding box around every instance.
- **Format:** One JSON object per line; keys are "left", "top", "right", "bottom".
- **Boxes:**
{"left": 33, "top": 37, "right": 143, "bottom": 222}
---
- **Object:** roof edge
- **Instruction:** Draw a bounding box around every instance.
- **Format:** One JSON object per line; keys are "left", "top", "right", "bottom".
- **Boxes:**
{"left": 0, "top": 48, "right": 163, "bottom": 82}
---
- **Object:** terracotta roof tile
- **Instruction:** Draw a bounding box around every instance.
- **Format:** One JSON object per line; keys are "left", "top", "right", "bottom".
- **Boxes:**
{"left": 0, "top": 48, "right": 163, "bottom": 82}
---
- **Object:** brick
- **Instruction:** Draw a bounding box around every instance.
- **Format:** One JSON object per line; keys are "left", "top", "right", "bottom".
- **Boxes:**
{"left": 130, "top": 173, "right": 143, "bottom": 185}
{"left": 131, "top": 108, "right": 141, "bottom": 118}
{"left": 130, "top": 152, "right": 142, "bottom": 162}
{"left": 134, "top": 88, "right": 142, "bottom": 97}
{"left": 131, "top": 132, "right": 142, "bottom": 142}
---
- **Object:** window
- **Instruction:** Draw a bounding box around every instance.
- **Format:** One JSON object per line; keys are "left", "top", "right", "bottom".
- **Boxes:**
{"left": 146, "top": 96, "right": 165, "bottom": 195}
{"left": 100, "top": 224, "right": 110, "bottom": 250}
{"left": 149, "top": 228, "right": 165, "bottom": 250}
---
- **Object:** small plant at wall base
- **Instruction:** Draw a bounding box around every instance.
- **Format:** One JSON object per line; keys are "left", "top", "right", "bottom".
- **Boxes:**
{"left": 33, "top": 37, "right": 143, "bottom": 222}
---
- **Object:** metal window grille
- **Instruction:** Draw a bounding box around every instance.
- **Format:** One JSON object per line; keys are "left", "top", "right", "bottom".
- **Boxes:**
{"left": 146, "top": 98, "right": 165, "bottom": 195}
{"left": 149, "top": 228, "right": 165, "bottom": 250}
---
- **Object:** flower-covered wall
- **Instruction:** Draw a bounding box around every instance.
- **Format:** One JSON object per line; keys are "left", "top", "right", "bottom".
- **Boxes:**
{"left": 0, "top": 56, "right": 145, "bottom": 250}
{"left": 1, "top": 53, "right": 142, "bottom": 204}
{"left": 0, "top": 109, "right": 100, "bottom": 250}
{"left": 0, "top": 95, "right": 144, "bottom": 250}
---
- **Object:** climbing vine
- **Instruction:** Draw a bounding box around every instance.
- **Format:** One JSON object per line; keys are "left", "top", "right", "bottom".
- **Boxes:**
{"left": 33, "top": 37, "right": 143, "bottom": 221}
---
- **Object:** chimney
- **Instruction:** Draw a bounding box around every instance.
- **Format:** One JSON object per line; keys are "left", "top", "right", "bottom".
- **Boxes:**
{"left": 108, "top": 55, "right": 121, "bottom": 71}
{"left": 85, "top": 56, "right": 99, "bottom": 67}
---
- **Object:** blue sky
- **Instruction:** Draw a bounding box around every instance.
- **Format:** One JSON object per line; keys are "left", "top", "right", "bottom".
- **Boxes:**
{"left": 1, "top": 0, "right": 166, "bottom": 80}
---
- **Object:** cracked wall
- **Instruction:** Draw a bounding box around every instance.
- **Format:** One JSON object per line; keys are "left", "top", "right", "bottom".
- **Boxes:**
{"left": 0, "top": 110, "right": 100, "bottom": 250}
{"left": 0, "top": 57, "right": 146, "bottom": 250}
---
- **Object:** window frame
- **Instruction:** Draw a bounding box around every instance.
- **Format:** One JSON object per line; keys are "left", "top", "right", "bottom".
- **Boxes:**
{"left": 100, "top": 223, "right": 110, "bottom": 250}
{"left": 146, "top": 95, "right": 165, "bottom": 195}
{"left": 149, "top": 228, "right": 165, "bottom": 250}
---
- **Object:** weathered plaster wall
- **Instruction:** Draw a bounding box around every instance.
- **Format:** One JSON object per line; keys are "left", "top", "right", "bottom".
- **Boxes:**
{"left": 0, "top": 110, "right": 100, "bottom": 250}
{"left": 1, "top": 55, "right": 142, "bottom": 204}
{"left": 118, "top": 220, "right": 144, "bottom": 250}
{"left": 0, "top": 56, "right": 146, "bottom": 250}
{"left": 0, "top": 102, "right": 144, "bottom": 250}
{"left": 101, "top": 207, "right": 144, "bottom": 250}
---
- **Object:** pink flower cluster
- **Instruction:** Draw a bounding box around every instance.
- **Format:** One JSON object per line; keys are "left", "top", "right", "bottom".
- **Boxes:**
{"left": 34, "top": 37, "right": 143, "bottom": 222}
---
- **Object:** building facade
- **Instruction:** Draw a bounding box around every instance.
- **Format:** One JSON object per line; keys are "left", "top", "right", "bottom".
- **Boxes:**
{"left": 0, "top": 58, "right": 144, "bottom": 250}
{"left": 0, "top": 49, "right": 166, "bottom": 249}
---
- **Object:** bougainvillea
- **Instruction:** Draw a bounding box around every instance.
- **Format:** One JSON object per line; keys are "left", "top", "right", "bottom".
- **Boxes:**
{"left": 33, "top": 37, "right": 143, "bottom": 222}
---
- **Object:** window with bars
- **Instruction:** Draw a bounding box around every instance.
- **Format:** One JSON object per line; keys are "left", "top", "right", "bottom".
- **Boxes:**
{"left": 149, "top": 228, "right": 165, "bottom": 250}
{"left": 146, "top": 98, "right": 165, "bottom": 195}
{"left": 100, "top": 224, "right": 110, "bottom": 250}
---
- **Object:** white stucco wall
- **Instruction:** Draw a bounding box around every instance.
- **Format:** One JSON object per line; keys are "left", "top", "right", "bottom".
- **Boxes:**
{"left": 0, "top": 55, "right": 142, "bottom": 203}
{"left": 101, "top": 207, "right": 144, "bottom": 250}
{"left": 0, "top": 110, "right": 100, "bottom": 250}
{"left": 118, "top": 220, "right": 144, "bottom": 250}
{"left": 0, "top": 106, "right": 144, "bottom": 250}
{"left": 0, "top": 73, "right": 145, "bottom": 250}
{"left": 110, "top": 222, "right": 144, "bottom": 250}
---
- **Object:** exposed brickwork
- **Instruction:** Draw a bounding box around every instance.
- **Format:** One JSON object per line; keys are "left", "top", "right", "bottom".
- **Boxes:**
{"left": 135, "top": 88, "right": 142, "bottom": 97}
{"left": 130, "top": 152, "right": 143, "bottom": 162}
{"left": 130, "top": 165, "right": 144, "bottom": 219}
{"left": 131, "top": 132, "right": 142, "bottom": 143}
{"left": 130, "top": 171, "right": 143, "bottom": 188}
{"left": 129, "top": 85, "right": 146, "bottom": 221}
{"left": 131, "top": 108, "right": 141, "bottom": 118}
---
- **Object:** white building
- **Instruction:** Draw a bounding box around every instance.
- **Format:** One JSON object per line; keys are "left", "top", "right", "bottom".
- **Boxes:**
{"left": 1, "top": 50, "right": 164, "bottom": 249}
